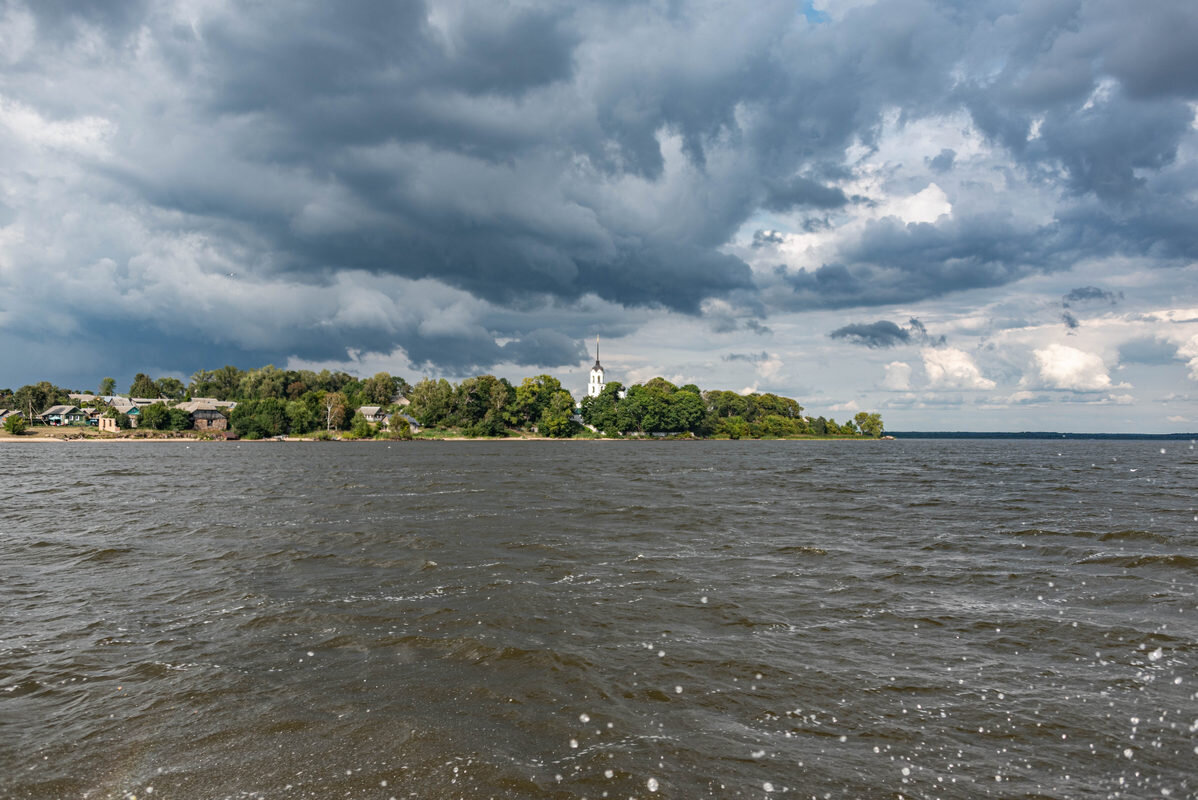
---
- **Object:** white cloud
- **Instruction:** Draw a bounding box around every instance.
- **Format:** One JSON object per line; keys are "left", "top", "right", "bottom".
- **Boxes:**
{"left": 881, "top": 360, "right": 911, "bottom": 390}
{"left": 0, "top": 95, "right": 115, "bottom": 156}
{"left": 1026, "top": 344, "right": 1123, "bottom": 392}
{"left": 1179, "top": 334, "right": 1198, "bottom": 381}
{"left": 922, "top": 347, "right": 995, "bottom": 390}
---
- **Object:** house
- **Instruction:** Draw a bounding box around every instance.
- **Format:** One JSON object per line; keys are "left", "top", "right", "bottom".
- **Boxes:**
{"left": 107, "top": 398, "right": 142, "bottom": 427}
{"left": 0, "top": 409, "right": 24, "bottom": 423}
{"left": 185, "top": 397, "right": 237, "bottom": 410}
{"left": 98, "top": 416, "right": 121, "bottom": 433}
{"left": 175, "top": 400, "right": 229, "bottom": 431}
{"left": 386, "top": 412, "right": 421, "bottom": 434}
{"left": 39, "top": 405, "right": 87, "bottom": 426}
{"left": 358, "top": 406, "right": 388, "bottom": 424}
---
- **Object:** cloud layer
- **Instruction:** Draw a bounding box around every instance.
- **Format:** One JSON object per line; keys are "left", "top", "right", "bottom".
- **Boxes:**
{"left": 0, "top": 0, "right": 1196, "bottom": 431}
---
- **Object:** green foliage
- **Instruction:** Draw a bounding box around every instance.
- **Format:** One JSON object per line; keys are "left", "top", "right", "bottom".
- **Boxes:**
{"left": 4, "top": 414, "right": 27, "bottom": 435}
{"left": 138, "top": 403, "right": 171, "bottom": 430}
{"left": 511, "top": 375, "right": 564, "bottom": 428}
{"left": 168, "top": 407, "right": 192, "bottom": 431}
{"left": 361, "top": 372, "right": 404, "bottom": 405}
{"left": 188, "top": 365, "right": 245, "bottom": 400}
{"left": 285, "top": 400, "right": 317, "bottom": 434}
{"left": 103, "top": 406, "right": 132, "bottom": 429}
{"left": 579, "top": 382, "right": 624, "bottom": 434}
{"left": 407, "top": 378, "right": 455, "bottom": 428}
{"left": 156, "top": 377, "right": 186, "bottom": 401}
{"left": 13, "top": 358, "right": 881, "bottom": 441}
{"left": 538, "top": 390, "right": 578, "bottom": 438}
{"left": 716, "top": 415, "right": 750, "bottom": 439}
{"left": 128, "top": 373, "right": 159, "bottom": 398}
{"left": 98, "top": 377, "right": 116, "bottom": 396}
{"left": 13, "top": 382, "right": 70, "bottom": 418}
{"left": 230, "top": 398, "right": 289, "bottom": 438}
{"left": 388, "top": 419, "right": 414, "bottom": 440}
{"left": 348, "top": 412, "right": 372, "bottom": 439}
{"left": 855, "top": 411, "right": 884, "bottom": 437}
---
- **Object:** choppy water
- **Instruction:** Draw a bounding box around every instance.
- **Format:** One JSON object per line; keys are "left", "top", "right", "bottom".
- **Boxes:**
{"left": 1, "top": 439, "right": 1195, "bottom": 800}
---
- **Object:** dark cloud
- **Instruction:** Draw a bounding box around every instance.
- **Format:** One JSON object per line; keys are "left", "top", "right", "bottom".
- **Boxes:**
{"left": 1, "top": 0, "right": 1197, "bottom": 385}
{"left": 1118, "top": 337, "right": 1180, "bottom": 366}
{"left": 927, "top": 148, "right": 956, "bottom": 173}
{"left": 829, "top": 321, "right": 910, "bottom": 348}
{"left": 498, "top": 329, "right": 588, "bottom": 368}
{"left": 1061, "top": 311, "right": 1080, "bottom": 330}
{"left": 829, "top": 317, "right": 945, "bottom": 349}
{"left": 1063, "top": 286, "right": 1123, "bottom": 307}
{"left": 762, "top": 176, "right": 848, "bottom": 212}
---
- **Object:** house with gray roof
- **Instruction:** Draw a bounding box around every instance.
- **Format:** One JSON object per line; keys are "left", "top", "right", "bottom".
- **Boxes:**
{"left": 39, "top": 405, "right": 87, "bottom": 425}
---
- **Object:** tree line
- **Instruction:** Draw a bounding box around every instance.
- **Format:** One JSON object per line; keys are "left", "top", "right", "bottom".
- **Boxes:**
{"left": 1, "top": 365, "right": 885, "bottom": 439}
{"left": 579, "top": 379, "right": 883, "bottom": 438}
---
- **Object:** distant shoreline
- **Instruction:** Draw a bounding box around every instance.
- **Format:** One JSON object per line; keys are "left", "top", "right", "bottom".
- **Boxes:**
{"left": 2, "top": 431, "right": 1194, "bottom": 443}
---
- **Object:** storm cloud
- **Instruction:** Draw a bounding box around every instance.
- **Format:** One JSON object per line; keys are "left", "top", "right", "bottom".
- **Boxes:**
{"left": 1, "top": 0, "right": 1196, "bottom": 389}
{"left": 830, "top": 317, "right": 945, "bottom": 349}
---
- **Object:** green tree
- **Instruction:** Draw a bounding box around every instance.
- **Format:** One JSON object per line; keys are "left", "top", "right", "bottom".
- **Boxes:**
{"left": 238, "top": 365, "right": 288, "bottom": 400}
{"left": 717, "top": 415, "right": 750, "bottom": 439}
{"left": 854, "top": 411, "right": 884, "bottom": 437}
{"left": 407, "top": 378, "right": 454, "bottom": 428}
{"left": 668, "top": 389, "right": 705, "bottom": 433}
{"left": 188, "top": 365, "right": 244, "bottom": 400}
{"left": 129, "top": 374, "right": 159, "bottom": 398}
{"left": 168, "top": 407, "right": 192, "bottom": 431}
{"left": 511, "top": 375, "right": 564, "bottom": 429}
{"left": 98, "top": 377, "right": 116, "bottom": 396}
{"left": 361, "top": 372, "right": 402, "bottom": 406}
{"left": 156, "top": 377, "right": 186, "bottom": 401}
{"left": 14, "top": 382, "right": 69, "bottom": 419}
{"left": 348, "top": 411, "right": 372, "bottom": 439}
{"left": 4, "top": 414, "right": 27, "bottom": 435}
{"left": 538, "top": 390, "right": 578, "bottom": 438}
{"left": 286, "top": 400, "right": 317, "bottom": 434}
{"left": 580, "top": 382, "right": 624, "bottom": 434}
{"left": 139, "top": 402, "right": 171, "bottom": 430}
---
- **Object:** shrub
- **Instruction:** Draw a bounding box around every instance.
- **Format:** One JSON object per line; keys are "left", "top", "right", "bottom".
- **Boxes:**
{"left": 4, "top": 415, "right": 27, "bottom": 435}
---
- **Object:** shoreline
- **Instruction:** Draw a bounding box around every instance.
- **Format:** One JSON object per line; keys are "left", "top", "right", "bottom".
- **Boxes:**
{"left": 0, "top": 433, "right": 881, "bottom": 443}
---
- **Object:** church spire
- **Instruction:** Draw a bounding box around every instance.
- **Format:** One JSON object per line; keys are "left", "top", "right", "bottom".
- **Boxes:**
{"left": 587, "top": 334, "right": 606, "bottom": 398}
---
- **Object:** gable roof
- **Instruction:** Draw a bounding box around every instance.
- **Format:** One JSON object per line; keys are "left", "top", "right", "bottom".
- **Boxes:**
{"left": 41, "top": 405, "right": 83, "bottom": 416}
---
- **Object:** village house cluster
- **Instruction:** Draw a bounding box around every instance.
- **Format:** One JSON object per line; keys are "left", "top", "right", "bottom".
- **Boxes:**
{"left": 1, "top": 395, "right": 239, "bottom": 433}
{"left": 0, "top": 393, "right": 420, "bottom": 438}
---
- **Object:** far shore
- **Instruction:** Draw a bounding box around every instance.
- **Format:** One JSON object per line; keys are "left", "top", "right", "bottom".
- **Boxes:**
{"left": 0, "top": 431, "right": 881, "bottom": 443}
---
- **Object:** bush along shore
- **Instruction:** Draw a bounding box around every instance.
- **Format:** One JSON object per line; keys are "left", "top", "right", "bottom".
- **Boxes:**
{"left": 1, "top": 366, "right": 884, "bottom": 441}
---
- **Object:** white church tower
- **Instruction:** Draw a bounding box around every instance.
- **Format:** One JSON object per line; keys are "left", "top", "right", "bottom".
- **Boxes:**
{"left": 587, "top": 335, "right": 605, "bottom": 398}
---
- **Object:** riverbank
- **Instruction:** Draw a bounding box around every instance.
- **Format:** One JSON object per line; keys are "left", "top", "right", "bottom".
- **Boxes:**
{"left": 0, "top": 429, "right": 885, "bottom": 443}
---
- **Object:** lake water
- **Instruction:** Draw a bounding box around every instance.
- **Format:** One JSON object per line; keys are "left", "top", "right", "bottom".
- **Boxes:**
{"left": 1, "top": 439, "right": 1194, "bottom": 799}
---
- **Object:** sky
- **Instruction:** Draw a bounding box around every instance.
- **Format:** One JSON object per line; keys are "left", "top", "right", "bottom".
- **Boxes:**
{"left": 1, "top": 0, "right": 1197, "bottom": 432}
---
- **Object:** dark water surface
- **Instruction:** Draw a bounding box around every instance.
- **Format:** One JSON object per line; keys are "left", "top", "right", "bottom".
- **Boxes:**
{"left": 1, "top": 439, "right": 1194, "bottom": 799}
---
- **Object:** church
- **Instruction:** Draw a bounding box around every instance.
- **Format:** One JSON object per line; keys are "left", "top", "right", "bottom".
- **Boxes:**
{"left": 587, "top": 335, "right": 606, "bottom": 398}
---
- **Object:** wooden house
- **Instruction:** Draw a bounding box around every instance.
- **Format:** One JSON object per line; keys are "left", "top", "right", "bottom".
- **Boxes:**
{"left": 39, "top": 405, "right": 87, "bottom": 426}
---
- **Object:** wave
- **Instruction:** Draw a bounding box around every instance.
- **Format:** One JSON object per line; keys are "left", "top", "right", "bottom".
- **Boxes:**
{"left": 1078, "top": 553, "right": 1198, "bottom": 569}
